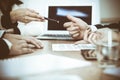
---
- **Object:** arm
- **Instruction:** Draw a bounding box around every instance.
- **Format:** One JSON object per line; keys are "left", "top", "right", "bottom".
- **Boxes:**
{"left": 0, "top": 30, "right": 10, "bottom": 59}
{"left": 0, "top": 0, "right": 22, "bottom": 34}
{"left": 63, "top": 15, "right": 97, "bottom": 40}
{"left": 64, "top": 15, "right": 120, "bottom": 40}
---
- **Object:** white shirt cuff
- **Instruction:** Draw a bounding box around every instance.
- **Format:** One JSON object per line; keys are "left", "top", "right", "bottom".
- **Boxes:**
{"left": 3, "top": 39, "right": 12, "bottom": 50}
{"left": 89, "top": 25, "right": 97, "bottom": 32}
{"left": 0, "top": 30, "right": 5, "bottom": 38}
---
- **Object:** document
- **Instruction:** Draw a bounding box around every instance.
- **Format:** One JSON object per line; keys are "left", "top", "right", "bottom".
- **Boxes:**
{"left": 22, "top": 74, "right": 82, "bottom": 80}
{"left": 52, "top": 44, "right": 96, "bottom": 51}
{"left": 104, "top": 67, "right": 120, "bottom": 77}
{"left": 0, "top": 54, "right": 91, "bottom": 78}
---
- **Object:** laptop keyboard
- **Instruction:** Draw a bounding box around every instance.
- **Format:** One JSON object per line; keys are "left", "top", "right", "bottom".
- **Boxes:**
{"left": 43, "top": 34, "right": 71, "bottom": 37}
{"left": 37, "top": 34, "right": 73, "bottom": 40}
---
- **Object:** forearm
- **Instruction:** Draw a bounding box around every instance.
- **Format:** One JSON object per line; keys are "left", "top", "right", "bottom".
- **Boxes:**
{"left": 10, "top": 11, "right": 17, "bottom": 24}
{"left": 1, "top": 14, "right": 20, "bottom": 34}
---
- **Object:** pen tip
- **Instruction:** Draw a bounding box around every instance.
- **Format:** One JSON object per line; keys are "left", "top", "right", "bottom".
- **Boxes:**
{"left": 57, "top": 21, "right": 59, "bottom": 23}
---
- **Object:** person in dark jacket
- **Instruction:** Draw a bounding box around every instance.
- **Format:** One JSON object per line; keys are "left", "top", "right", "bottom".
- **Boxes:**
{"left": 0, "top": 0, "right": 44, "bottom": 34}
{"left": 0, "top": 29, "right": 43, "bottom": 59}
{"left": 0, "top": 0, "right": 44, "bottom": 59}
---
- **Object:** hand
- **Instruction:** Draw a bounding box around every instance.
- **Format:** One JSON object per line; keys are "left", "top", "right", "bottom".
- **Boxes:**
{"left": 75, "top": 28, "right": 112, "bottom": 45}
{"left": 10, "top": 8, "right": 45, "bottom": 23}
{"left": 63, "top": 15, "right": 88, "bottom": 40}
{"left": 3, "top": 34, "right": 43, "bottom": 49}
{"left": 9, "top": 40, "right": 35, "bottom": 55}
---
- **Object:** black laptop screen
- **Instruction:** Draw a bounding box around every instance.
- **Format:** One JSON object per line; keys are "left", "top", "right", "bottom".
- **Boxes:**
{"left": 48, "top": 6, "right": 92, "bottom": 30}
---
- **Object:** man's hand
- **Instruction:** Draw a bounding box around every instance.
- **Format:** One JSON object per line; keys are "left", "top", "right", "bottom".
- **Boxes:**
{"left": 3, "top": 34, "right": 43, "bottom": 49}
{"left": 10, "top": 8, "right": 45, "bottom": 23}
{"left": 74, "top": 28, "right": 113, "bottom": 45}
{"left": 63, "top": 15, "right": 88, "bottom": 40}
{"left": 9, "top": 40, "right": 35, "bottom": 55}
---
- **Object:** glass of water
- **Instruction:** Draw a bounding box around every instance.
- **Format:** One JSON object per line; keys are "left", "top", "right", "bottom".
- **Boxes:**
{"left": 95, "top": 29, "right": 120, "bottom": 68}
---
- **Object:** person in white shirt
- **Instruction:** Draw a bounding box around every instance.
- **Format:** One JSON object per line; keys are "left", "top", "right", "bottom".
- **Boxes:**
{"left": 63, "top": 15, "right": 120, "bottom": 44}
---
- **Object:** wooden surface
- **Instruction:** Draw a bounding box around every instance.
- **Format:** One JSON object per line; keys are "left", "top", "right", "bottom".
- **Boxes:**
{"left": 0, "top": 40, "right": 120, "bottom": 80}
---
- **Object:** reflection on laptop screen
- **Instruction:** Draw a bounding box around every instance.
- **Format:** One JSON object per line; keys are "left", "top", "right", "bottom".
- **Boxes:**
{"left": 48, "top": 6, "right": 92, "bottom": 30}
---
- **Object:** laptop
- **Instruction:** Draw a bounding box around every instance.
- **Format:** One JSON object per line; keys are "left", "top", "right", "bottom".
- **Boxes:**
{"left": 37, "top": 5, "right": 100, "bottom": 40}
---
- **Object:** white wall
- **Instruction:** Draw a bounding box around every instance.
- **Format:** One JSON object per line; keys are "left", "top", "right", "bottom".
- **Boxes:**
{"left": 99, "top": 0, "right": 120, "bottom": 23}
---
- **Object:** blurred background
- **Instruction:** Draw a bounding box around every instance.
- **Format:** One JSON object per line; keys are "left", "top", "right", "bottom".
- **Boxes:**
{"left": 100, "top": 0, "right": 120, "bottom": 23}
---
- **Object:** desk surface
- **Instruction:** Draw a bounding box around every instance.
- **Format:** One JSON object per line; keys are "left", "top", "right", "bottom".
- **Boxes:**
{"left": 0, "top": 40, "right": 120, "bottom": 80}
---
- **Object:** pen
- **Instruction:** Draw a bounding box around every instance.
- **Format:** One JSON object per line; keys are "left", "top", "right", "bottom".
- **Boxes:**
{"left": 44, "top": 17, "right": 59, "bottom": 23}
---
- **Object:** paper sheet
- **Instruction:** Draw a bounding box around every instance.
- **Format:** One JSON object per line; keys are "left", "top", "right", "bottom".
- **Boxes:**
{"left": 0, "top": 54, "right": 91, "bottom": 77}
{"left": 104, "top": 67, "right": 120, "bottom": 77}
{"left": 22, "top": 74, "right": 82, "bottom": 80}
{"left": 52, "top": 44, "right": 96, "bottom": 51}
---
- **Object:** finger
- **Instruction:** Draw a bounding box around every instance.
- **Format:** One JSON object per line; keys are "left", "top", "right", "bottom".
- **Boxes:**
{"left": 91, "top": 34, "right": 98, "bottom": 44}
{"left": 30, "top": 38, "right": 44, "bottom": 48}
{"left": 26, "top": 10, "right": 44, "bottom": 20}
{"left": 20, "top": 40, "right": 38, "bottom": 48}
{"left": 83, "top": 29, "right": 91, "bottom": 41}
{"left": 88, "top": 33, "right": 96, "bottom": 44}
{"left": 27, "top": 8, "right": 39, "bottom": 14}
{"left": 63, "top": 22, "right": 73, "bottom": 28}
{"left": 66, "top": 15, "right": 88, "bottom": 30}
{"left": 21, "top": 42, "right": 29, "bottom": 48}
{"left": 37, "top": 40, "right": 44, "bottom": 48}
{"left": 21, "top": 48, "right": 34, "bottom": 54}
{"left": 67, "top": 26, "right": 79, "bottom": 31}
{"left": 66, "top": 15, "right": 80, "bottom": 23}
{"left": 72, "top": 33, "right": 80, "bottom": 38}
{"left": 28, "top": 44, "right": 36, "bottom": 48}
{"left": 24, "top": 16, "right": 43, "bottom": 22}
{"left": 26, "top": 37, "right": 43, "bottom": 48}
{"left": 69, "top": 30, "right": 80, "bottom": 35}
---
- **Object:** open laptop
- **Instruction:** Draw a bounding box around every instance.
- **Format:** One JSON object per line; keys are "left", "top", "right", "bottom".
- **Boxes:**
{"left": 37, "top": 4, "right": 100, "bottom": 40}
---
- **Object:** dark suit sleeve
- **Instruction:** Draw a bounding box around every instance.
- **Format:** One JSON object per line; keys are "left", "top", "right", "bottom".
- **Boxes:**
{"left": 95, "top": 21, "right": 120, "bottom": 31}
{"left": 0, "top": 38, "right": 10, "bottom": 59}
{"left": 1, "top": 14, "right": 21, "bottom": 34}
{"left": 0, "top": 0, "right": 23, "bottom": 34}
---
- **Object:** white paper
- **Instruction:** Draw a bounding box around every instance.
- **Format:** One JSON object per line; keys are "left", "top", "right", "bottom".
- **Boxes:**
{"left": 22, "top": 74, "right": 82, "bottom": 80}
{"left": 104, "top": 67, "right": 120, "bottom": 77}
{"left": 52, "top": 44, "right": 96, "bottom": 51}
{"left": 0, "top": 54, "right": 91, "bottom": 78}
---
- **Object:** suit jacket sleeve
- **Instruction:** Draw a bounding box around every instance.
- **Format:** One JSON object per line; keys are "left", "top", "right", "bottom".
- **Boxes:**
{"left": 95, "top": 21, "right": 120, "bottom": 31}
{"left": 0, "top": 30, "right": 10, "bottom": 59}
{"left": 0, "top": 38, "right": 10, "bottom": 59}
{"left": 0, "top": 0, "right": 23, "bottom": 34}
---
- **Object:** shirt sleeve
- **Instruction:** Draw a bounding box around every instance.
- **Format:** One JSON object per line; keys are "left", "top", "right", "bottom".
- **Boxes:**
{"left": 0, "top": 30, "right": 6, "bottom": 38}
{"left": 3, "top": 38, "right": 12, "bottom": 50}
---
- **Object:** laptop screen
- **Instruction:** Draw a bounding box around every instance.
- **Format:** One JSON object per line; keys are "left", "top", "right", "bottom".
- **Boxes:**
{"left": 48, "top": 6, "right": 92, "bottom": 30}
